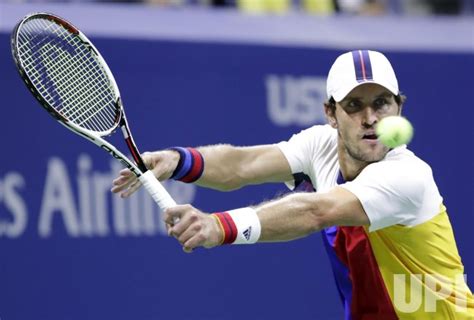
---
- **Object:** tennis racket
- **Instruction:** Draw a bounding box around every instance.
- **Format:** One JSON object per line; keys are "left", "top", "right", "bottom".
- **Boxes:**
{"left": 11, "top": 12, "right": 176, "bottom": 211}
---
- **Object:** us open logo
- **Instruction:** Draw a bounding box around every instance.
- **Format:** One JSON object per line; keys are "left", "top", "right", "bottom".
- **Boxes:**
{"left": 265, "top": 75, "right": 327, "bottom": 127}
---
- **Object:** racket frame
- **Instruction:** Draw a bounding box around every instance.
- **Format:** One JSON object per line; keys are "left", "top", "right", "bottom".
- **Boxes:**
{"left": 11, "top": 12, "right": 145, "bottom": 177}
{"left": 11, "top": 13, "right": 177, "bottom": 210}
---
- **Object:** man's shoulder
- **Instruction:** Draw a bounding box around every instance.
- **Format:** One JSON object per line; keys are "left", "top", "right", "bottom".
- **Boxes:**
{"left": 383, "top": 146, "right": 432, "bottom": 171}
{"left": 363, "top": 146, "right": 434, "bottom": 183}
{"left": 294, "top": 124, "right": 337, "bottom": 143}
{"left": 304, "top": 124, "right": 336, "bottom": 134}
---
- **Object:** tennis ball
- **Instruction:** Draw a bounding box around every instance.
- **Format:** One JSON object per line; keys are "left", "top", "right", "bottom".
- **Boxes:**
{"left": 376, "top": 116, "right": 414, "bottom": 148}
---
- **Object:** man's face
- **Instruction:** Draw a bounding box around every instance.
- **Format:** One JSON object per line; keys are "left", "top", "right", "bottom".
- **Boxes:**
{"left": 328, "top": 83, "right": 401, "bottom": 163}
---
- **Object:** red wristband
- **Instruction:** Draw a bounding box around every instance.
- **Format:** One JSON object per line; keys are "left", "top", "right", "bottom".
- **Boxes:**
{"left": 213, "top": 212, "right": 238, "bottom": 244}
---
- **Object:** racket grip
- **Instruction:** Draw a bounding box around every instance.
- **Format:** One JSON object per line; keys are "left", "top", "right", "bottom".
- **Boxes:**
{"left": 139, "top": 170, "right": 177, "bottom": 210}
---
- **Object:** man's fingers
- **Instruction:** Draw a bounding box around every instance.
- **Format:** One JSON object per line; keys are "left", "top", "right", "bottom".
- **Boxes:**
{"left": 165, "top": 223, "right": 172, "bottom": 235}
{"left": 112, "top": 151, "right": 177, "bottom": 196}
{"left": 182, "top": 246, "right": 193, "bottom": 253}
{"left": 182, "top": 233, "right": 206, "bottom": 253}
{"left": 111, "top": 177, "right": 137, "bottom": 195}
{"left": 111, "top": 169, "right": 137, "bottom": 193}
{"left": 176, "top": 222, "right": 202, "bottom": 246}
{"left": 166, "top": 215, "right": 193, "bottom": 239}
{"left": 120, "top": 180, "right": 142, "bottom": 198}
{"left": 111, "top": 176, "right": 135, "bottom": 193}
{"left": 164, "top": 205, "right": 192, "bottom": 226}
{"left": 119, "top": 168, "right": 134, "bottom": 177}
{"left": 112, "top": 176, "right": 129, "bottom": 186}
{"left": 164, "top": 206, "right": 215, "bottom": 253}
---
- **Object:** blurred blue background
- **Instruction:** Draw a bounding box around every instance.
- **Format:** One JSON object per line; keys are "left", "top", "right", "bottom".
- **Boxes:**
{"left": 0, "top": 1, "right": 473, "bottom": 319}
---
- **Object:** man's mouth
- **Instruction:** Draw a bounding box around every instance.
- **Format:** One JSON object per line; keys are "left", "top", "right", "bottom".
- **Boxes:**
{"left": 362, "top": 133, "right": 378, "bottom": 140}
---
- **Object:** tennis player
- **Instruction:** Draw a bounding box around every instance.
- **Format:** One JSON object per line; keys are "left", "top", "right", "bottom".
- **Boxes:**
{"left": 111, "top": 50, "right": 473, "bottom": 319}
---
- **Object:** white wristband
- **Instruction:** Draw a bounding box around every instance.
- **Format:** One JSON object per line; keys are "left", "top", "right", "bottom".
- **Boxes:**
{"left": 228, "top": 207, "right": 261, "bottom": 244}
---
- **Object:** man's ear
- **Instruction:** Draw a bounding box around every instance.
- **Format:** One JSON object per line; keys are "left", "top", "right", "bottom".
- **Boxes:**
{"left": 397, "top": 104, "right": 403, "bottom": 116}
{"left": 324, "top": 104, "right": 338, "bottom": 128}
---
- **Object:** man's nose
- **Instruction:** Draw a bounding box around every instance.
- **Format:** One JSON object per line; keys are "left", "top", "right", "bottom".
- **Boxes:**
{"left": 362, "top": 106, "right": 378, "bottom": 127}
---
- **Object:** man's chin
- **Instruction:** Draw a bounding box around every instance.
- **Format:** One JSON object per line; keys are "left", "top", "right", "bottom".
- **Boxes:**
{"left": 364, "top": 148, "right": 389, "bottom": 163}
{"left": 355, "top": 144, "right": 389, "bottom": 163}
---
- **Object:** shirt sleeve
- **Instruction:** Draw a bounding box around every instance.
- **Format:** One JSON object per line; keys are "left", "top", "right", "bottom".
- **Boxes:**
{"left": 340, "top": 158, "right": 442, "bottom": 232}
{"left": 277, "top": 127, "right": 315, "bottom": 175}
{"left": 277, "top": 125, "right": 336, "bottom": 189}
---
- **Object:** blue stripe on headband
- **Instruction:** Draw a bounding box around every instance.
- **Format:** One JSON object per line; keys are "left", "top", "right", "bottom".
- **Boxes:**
{"left": 351, "top": 50, "right": 373, "bottom": 83}
{"left": 361, "top": 50, "right": 373, "bottom": 80}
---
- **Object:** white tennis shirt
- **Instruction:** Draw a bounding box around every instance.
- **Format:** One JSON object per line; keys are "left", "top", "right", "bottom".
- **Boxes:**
{"left": 277, "top": 124, "right": 443, "bottom": 232}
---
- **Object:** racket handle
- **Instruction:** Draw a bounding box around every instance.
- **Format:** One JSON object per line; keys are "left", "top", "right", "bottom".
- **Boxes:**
{"left": 139, "top": 170, "right": 177, "bottom": 210}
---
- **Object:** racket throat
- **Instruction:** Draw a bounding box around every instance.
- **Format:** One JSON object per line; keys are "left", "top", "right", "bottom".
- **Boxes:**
{"left": 120, "top": 123, "right": 147, "bottom": 172}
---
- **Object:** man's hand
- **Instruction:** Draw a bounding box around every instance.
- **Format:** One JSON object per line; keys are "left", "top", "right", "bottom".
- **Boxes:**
{"left": 110, "top": 150, "right": 180, "bottom": 198}
{"left": 164, "top": 205, "right": 223, "bottom": 253}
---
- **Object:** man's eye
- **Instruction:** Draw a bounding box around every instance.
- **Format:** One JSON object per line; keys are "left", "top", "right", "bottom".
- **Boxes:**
{"left": 374, "top": 98, "right": 388, "bottom": 108}
{"left": 348, "top": 101, "right": 361, "bottom": 109}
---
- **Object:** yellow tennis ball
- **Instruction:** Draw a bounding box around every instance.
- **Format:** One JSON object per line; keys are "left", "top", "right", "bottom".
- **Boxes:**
{"left": 376, "top": 116, "right": 414, "bottom": 148}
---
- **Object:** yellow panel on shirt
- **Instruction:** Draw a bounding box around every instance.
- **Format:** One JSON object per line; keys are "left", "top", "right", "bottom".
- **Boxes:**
{"left": 367, "top": 205, "right": 474, "bottom": 319}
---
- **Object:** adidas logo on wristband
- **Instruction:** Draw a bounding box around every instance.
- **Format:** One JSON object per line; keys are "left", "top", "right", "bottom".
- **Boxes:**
{"left": 243, "top": 227, "right": 252, "bottom": 241}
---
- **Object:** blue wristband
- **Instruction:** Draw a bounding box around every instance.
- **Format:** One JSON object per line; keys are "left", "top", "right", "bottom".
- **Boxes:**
{"left": 169, "top": 147, "right": 192, "bottom": 180}
{"left": 168, "top": 147, "right": 204, "bottom": 183}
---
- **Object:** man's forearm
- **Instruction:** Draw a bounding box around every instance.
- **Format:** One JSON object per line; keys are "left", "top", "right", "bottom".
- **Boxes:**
{"left": 256, "top": 187, "right": 370, "bottom": 242}
{"left": 195, "top": 144, "right": 292, "bottom": 191}
{"left": 256, "top": 192, "right": 326, "bottom": 242}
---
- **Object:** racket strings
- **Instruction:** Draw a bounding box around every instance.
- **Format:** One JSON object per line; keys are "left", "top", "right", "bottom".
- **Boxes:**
{"left": 42, "top": 48, "right": 115, "bottom": 129}
{"left": 16, "top": 18, "right": 119, "bottom": 133}
{"left": 36, "top": 26, "right": 114, "bottom": 130}
{"left": 21, "top": 21, "right": 113, "bottom": 119}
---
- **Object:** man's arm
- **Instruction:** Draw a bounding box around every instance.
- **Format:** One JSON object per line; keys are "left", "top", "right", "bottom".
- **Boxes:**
{"left": 164, "top": 186, "right": 370, "bottom": 252}
{"left": 257, "top": 187, "right": 369, "bottom": 241}
{"left": 196, "top": 144, "right": 292, "bottom": 190}
{"left": 111, "top": 144, "right": 293, "bottom": 197}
